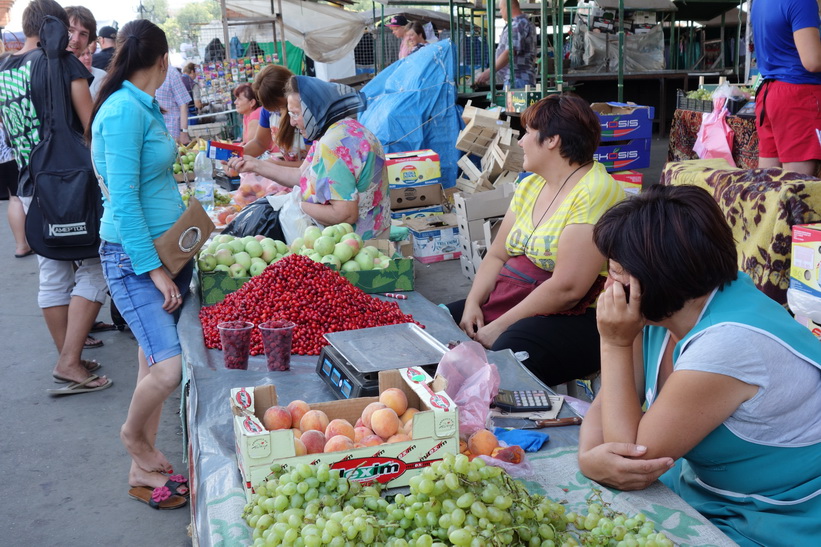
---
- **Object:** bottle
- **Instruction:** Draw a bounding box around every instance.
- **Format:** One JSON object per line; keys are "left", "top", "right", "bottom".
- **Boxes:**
{"left": 193, "top": 149, "right": 214, "bottom": 211}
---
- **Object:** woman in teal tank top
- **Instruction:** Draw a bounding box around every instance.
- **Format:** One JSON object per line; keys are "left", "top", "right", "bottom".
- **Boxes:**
{"left": 578, "top": 185, "right": 821, "bottom": 545}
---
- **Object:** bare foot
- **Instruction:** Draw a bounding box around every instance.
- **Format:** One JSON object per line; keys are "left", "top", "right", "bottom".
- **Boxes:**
{"left": 52, "top": 360, "right": 109, "bottom": 387}
{"left": 128, "top": 462, "right": 188, "bottom": 496}
{"left": 120, "top": 425, "right": 172, "bottom": 473}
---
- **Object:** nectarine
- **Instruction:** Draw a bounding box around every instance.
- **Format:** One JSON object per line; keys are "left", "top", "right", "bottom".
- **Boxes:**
{"left": 379, "top": 388, "right": 408, "bottom": 415}
{"left": 262, "top": 405, "right": 292, "bottom": 431}
{"left": 300, "top": 409, "right": 330, "bottom": 433}
{"left": 300, "top": 430, "right": 326, "bottom": 454}
{"left": 371, "top": 408, "right": 402, "bottom": 440}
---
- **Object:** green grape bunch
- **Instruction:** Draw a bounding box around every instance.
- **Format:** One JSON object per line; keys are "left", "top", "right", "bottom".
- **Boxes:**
{"left": 242, "top": 454, "right": 675, "bottom": 547}
{"left": 686, "top": 89, "right": 713, "bottom": 101}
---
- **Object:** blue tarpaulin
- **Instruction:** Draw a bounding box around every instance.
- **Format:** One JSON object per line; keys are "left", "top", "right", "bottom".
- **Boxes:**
{"left": 360, "top": 40, "right": 465, "bottom": 189}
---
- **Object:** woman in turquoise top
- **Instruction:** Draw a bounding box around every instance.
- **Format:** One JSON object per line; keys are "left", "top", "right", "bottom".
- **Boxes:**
{"left": 578, "top": 185, "right": 821, "bottom": 545}
{"left": 89, "top": 20, "right": 189, "bottom": 510}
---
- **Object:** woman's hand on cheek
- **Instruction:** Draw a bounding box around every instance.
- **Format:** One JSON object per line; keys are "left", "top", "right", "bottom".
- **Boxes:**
{"left": 597, "top": 276, "right": 645, "bottom": 348}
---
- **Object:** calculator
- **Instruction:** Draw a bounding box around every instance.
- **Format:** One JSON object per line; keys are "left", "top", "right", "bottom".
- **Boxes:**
{"left": 493, "top": 389, "right": 552, "bottom": 412}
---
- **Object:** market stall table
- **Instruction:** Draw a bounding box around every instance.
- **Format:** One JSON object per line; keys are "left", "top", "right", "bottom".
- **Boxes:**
{"left": 667, "top": 108, "right": 759, "bottom": 169}
{"left": 178, "top": 289, "right": 734, "bottom": 546}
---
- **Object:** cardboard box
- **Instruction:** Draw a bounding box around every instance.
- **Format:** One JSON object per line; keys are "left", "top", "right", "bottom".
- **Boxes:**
{"left": 390, "top": 182, "right": 444, "bottom": 210}
{"left": 207, "top": 140, "right": 243, "bottom": 162}
{"left": 594, "top": 138, "right": 652, "bottom": 172}
{"left": 591, "top": 102, "right": 655, "bottom": 141}
{"left": 230, "top": 367, "right": 459, "bottom": 500}
{"left": 386, "top": 150, "right": 441, "bottom": 187}
{"left": 404, "top": 214, "right": 462, "bottom": 263}
{"left": 198, "top": 269, "right": 249, "bottom": 306}
{"left": 453, "top": 183, "right": 516, "bottom": 222}
{"left": 505, "top": 87, "right": 542, "bottom": 114}
{"left": 789, "top": 224, "right": 821, "bottom": 300}
{"left": 610, "top": 170, "right": 643, "bottom": 194}
{"left": 390, "top": 204, "right": 445, "bottom": 221}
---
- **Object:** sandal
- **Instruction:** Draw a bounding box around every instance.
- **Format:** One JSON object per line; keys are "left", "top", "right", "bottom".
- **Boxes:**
{"left": 84, "top": 335, "right": 104, "bottom": 349}
{"left": 90, "top": 321, "right": 117, "bottom": 333}
{"left": 53, "top": 360, "right": 101, "bottom": 383}
{"left": 164, "top": 474, "right": 190, "bottom": 498}
{"left": 128, "top": 486, "right": 188, "bottom": 510}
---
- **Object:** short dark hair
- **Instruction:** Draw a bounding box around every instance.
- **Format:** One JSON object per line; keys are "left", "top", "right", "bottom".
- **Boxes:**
{"left": 22, "top": 0, "right": 69, "bottom": 38}
{"left": 406, "top": 22, "right": 425, "bottom": 37}
{"left": 183, "top": 62, "right": 196, "bottom": 75}
{"left": 233, "top": 83, "right": 257, "bottom": 106}
{"left": 519, "top": 93, "right": 601, "bottom": 165}
{"left": 65, "top": 6, "right": 97, "bottom": 42}
{"left": 593, "top": 185, "right": 738, "bottom": 321}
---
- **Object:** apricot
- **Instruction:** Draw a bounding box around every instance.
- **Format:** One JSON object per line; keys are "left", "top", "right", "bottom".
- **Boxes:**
{"left": 324, "top": 435, "right": 355, "bottom": 453}
{"left": 300, "top": 430, "right": 327, "bottom": 454}
{"left": 287, "top": 400, "right": 311, "bottom": 427}
{"left": 325, "top": 418, "right": 355, "bottom": 442}
{"left": 359, "top": 434, "right": 384, "bottom": 447}
{"left": 354, "top": 426, "right": 374, "bottom": 443}
{"left": 400, "top": 407, "right": 419, "bottom": 425}
{"left": 262, "top": 405, "right": 292, "bottom": 431}
{"left": 379, "top": 388, "right": 408, "bottom": 416}
{"left": 467, "top": 429, "right": 499, "bottom": 457}
{"left": 371, "top": 408, "right": 402, "bottom": 440}
{"left": 300, "top": 409, "right": 330, "bottom": 433}
{"left": 491, "top": 445, "right": 525, "bottom": 464}
{"left": 294, "top": 438, "right": 307, "bottom": 456}
{"left": 459, "top": 440, "right": 469, "bottom": 454}
{"left": 386, "top": 433, "right": 411, "bottom": 443}
{"left": 361, "top": 402, "right": 387, "bottom": 429}
{"left": 291, "top": 428, "right": 303, "bottom": 439}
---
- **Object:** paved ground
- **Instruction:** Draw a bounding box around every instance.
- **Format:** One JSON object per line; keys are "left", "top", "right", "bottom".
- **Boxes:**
{"left": 0, "top": 135, "right": 669, "bottom": 546}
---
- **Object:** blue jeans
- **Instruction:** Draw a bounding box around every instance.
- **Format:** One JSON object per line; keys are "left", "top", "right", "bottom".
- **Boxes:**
{"left": 99, "top": 241, "right": 193, "bottom": 365}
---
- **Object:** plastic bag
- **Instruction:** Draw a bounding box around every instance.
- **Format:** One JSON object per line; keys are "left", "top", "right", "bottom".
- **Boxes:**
{"left": 435, "top": 341, "right": 501, "bottom": 437}
{"left": 693, "top": 97, "right": 736, "bottom": 167}
{"left": 267, "top": 190, "right": 315, "bottom": 244}
{"left": 233, "top": 171, "right": 290, "bottom": 207}
{"left": 222, "top": 197, "right": 285, "bottom": 241}
{"left": 476, "top": 451, "right": 534, "bottom": 479}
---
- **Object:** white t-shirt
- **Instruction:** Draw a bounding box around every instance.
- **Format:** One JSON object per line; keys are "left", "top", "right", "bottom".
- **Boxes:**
{"left": 676, "top": 324, "right": 821, "bottom": 445}
{"left": 89, "top": 66, "right": 107, "bottom": 100}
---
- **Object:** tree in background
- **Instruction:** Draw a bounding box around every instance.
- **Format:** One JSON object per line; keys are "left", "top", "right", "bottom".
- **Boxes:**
{"left": 139, "top": 0, "right": 169, "bottom": 25}
{"left": 144, "top": 0, "right": 221, "bottom": 52}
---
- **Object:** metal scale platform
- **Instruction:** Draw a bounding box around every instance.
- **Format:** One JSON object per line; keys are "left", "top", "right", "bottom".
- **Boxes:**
{"left": 315, "top": 324, "right": 449, "bottom": 399}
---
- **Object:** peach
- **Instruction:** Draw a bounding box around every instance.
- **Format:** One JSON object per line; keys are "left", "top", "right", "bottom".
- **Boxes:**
{"left": 371, "top": 408, "right": 402, "bottom": 440}
{"left": 291, "top": 428, "right": 303, "bottom": 439}
{"left": 262, "top": 405, "right": 292, "bottom": 431}
{"left": 467, "top": 429, "right": 499, "bottom": 457}
{"left": 300, "top": 409, "right": 330, "bottom": 433}
{"left": 325, "top": 419, "right": 355, "bottom": 442}
{"left": 301, "top": 430, "right": 327, "bottom": 454}
{"left": 294, "top": 438, "right": 307, "bottom": 456}
{"left": 324, "top": 435, "right": 355, "bottom": 453}
{"left": 459, "top": 440, "right": 469, "bottom": 454}
{"left": 379, "top": 388, "right": 408, "bottom": 416}
{"left": 361, "top": 402, "right": 387, "bottom": 429}
{"left": 354, "top": 417, "right": 364, "bottom": 428}
{"left": 354, "top": 426, "right": 374, "bottom": 443}
{"left": 359, "top": 434, "right": 384, "bottom": 447}
{"left": 403, "top": 419, "right": 414, "bottom": 437}
{"left": 400, "top": 407, "right": 419, "bottom": 425}
{"left": 387, "top": 433, "right": 411, "bottom": 443}
{"left": 491, "top": 445, "right": 525, "bottom": 464}
{"left": 287, "top": 400, "right": 311, "bottom": 427}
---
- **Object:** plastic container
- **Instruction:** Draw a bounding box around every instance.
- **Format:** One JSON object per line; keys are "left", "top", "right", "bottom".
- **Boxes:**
{"left": 193, "top": 150, "right": 215, "bottom": 211}
{"left": 259, "top": 320, "right": 296, "bottom": 371}
{"left": 218, "top": 321, "right": 254, "bottom": 370}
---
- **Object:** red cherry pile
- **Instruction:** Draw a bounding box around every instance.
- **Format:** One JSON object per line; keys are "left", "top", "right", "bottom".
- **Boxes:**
{"left": 199, "top": 254, "right": 421, "bottom": 355}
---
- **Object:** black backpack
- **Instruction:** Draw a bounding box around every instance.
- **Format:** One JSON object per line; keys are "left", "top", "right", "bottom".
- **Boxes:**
{"left": 25, "top": 16, "right": 102, "bottom": 260}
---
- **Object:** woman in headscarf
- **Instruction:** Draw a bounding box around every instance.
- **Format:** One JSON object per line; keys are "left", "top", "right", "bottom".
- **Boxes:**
{"left": 228, "top": 76, "right": 390, "bottom": 240}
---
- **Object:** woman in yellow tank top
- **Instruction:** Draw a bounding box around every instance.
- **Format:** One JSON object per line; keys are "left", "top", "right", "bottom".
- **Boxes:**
{"left": 447, "top": 94, "right": 625, "bottom": 386}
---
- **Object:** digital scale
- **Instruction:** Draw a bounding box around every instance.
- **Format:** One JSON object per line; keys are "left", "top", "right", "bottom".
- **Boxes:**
{"left": 315, "top": 324, "right": 449, "bottom": 399}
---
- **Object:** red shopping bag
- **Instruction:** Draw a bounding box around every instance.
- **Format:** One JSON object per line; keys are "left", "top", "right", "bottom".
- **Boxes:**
{"left": 693, "top": 97, "right": 736, "bottom": 167}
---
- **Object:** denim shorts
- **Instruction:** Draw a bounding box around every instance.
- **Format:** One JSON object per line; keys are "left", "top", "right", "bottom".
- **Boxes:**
{"left": 99, "top": 241, "right": 193, "bottom": 365}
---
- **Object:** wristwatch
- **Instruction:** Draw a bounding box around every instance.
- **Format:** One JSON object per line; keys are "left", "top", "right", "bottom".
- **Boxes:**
{"left": 181, "top": 129, "right": 189, "bottom": 135}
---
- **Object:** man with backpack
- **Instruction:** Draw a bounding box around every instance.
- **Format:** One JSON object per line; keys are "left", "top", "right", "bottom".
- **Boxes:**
{"left": 0, "top": 0, "right": 112, "bottom": 394}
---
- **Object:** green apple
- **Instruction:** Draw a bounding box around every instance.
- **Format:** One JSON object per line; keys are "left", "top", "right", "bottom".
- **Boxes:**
{"left": 313, "top": 236, "right": 335, "bottom": 257}
{"left": 233, "top": 251, "right": 252, "bottom": 270}
{"left": 321, "top": 254, "right": 341, "bottom": 269}
{"left": 214, "top": 264, "right": 230, "bottom": 272}
{"left": 290, "top": 237, "right": 305, "bottom": 253}
{"left": 337, "top": 222, "right": 354, "bottom": 234}
{"left": 303, "top": 226, "right": 322, "bottom": 249}
{"left": 228, "top": 239, "right": 245, "bottom": 254}
{"left": 354, "top": 252, "right": 374, "bottom": 271}
{"left": 215, "top": 248, "right": 235, "bottom": 266}
{"left": 241, "top": 235, "right": 256, "bottom": 246}
{"left": 205, "top": 240, "right": 219, "bottom": 255}
{"left": 249, "top": 259, "right": 267, "bottom": 277}
{"left": 333, "top": 242, "right": 353, "bottom": 263}
{"left": 373, "top": 256, "right": 390, "bottom": 269}
{"left": 197, "top": 253, "right": 217, "bottom": 272}
{"left": 259, "top": 237, "right": 277, "bottom": 250}
{"left": 360, "top": 245, "right": 380, "bottom": 260}
{"left": 274, "top": 240, "right": 289, "bottom": 255}
{"left": 322, "top": 225, "right": 341, "bottom": 243}
{"left": 308, "top": 252, "right": 322, "bottom": 262}
{"left": 216, "top": 234, "right": 234, "bottom": 244}
{"left": 245, "top": 239, "right": 263, "bottom": 258}
{"left": 229, "top": 263, "right": 247, "bottom": 278}
{"left": 341, "top": 260, "right": 360, "bottom": 272}
{"left": 261, "top": 246, "right": 276, "bottom": 263}
{"left": 215, "top": 242, "right": 232, "bottom": 253}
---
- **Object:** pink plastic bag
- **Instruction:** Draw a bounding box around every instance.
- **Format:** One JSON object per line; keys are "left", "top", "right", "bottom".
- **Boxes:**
{"left": 693, "top": 97, "right": 736, "bottom": 167}
{"left": 435, "top": 341, "right": 501, "bottom": 437}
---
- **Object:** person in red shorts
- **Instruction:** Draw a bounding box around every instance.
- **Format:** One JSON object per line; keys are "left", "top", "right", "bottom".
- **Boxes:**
{"left": 752, "top": 0, "right": 821, "bottom": 176}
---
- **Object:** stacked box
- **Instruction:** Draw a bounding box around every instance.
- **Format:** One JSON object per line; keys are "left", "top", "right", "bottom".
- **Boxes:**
{"left": 385, "top": 150, "right": 441, "bottom": 187}
{"left": 591, "top": 102, "right": 653, "bottom": 172}
{"left": 611, "top": 170, "right": 643, "bottom": 194}
{"left": 453, "top": 183, "right": 516, "bottom": 278}
{"left": 505, "top": 86, "right": 542, "bottom": 114}
{"left": 404, "top": 214, "right": 462, "bottom": 263}
{"left": 231, "top": 368, "right": 459, "bottom": 501}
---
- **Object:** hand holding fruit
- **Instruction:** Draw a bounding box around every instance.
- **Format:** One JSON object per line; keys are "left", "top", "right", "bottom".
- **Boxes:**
{"left": 227, "top": 155, "right": 259, "bottom": 175}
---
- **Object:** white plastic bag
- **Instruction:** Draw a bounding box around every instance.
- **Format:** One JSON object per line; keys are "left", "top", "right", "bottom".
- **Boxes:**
{"left": 266, "top": 190, "right": 315, "bottom": 244}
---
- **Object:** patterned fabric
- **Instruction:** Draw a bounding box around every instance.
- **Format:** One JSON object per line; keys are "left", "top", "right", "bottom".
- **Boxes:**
{"left": 0, "top": 123, "right": 12, "bottom": 163}
{"left": 667, "top": 108, "right": 759, "bottom": 169}
{"left": 506, "top": 162, "right": 624, "bottom": 275}
{"left": 299, "top": 119, "right": 390, "bottom": 240}
{"left": 155, "top": 68, "right": 191, "bottom": 136}
{"left": 496, "top": 14, "right": 537, "bottom": 87}
{"left": 660, "top": 158, "right": 821, "bottom": 304}
{"left": 294, "top": 76, "right": 367, "bottom": 142}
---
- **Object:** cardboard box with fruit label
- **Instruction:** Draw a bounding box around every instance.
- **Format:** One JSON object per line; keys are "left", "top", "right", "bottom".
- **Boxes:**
{"left": 610, "top": 170, "right": 643, "bottom": 194}
{"left": 594, "top": 138, "right": 652, "bottom": 172}
{"left": 404, "top": 214, "right": 462, "bottom": 264}
{"left": 789, "top": 224, "right": 821, "bottom": 299}
{"left": 230, "top": 367, "right": 459, "bottom": 501}
{"left": 390, "top": 204, "right": 445, "bottom": 221}
{"left": 386, "top": 150, "right": 441, "bottom": 187}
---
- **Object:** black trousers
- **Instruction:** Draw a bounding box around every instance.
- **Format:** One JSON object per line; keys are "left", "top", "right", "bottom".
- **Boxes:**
{"left": 447, "top": 299, "right": 601, "bottom": 386}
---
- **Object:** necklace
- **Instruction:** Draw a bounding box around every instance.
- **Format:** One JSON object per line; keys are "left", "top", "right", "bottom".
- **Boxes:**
{"left": 521, "top": 160, "right": 593, "bottom": 252}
